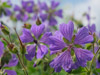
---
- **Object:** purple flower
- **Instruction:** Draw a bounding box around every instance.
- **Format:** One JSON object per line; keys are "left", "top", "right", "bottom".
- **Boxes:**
{"left": 14, "top": 0, "right": 34, "bottom": 21}
{"left": 40, "top": 1, "right": 63, "bottom": 26}
{"left": 49, "top": 21, "right": 93, "bottom": 72}
{"left": 20, "top": 24, "right": 52, "bottom": 61}
{"left": 22, "top": 0, "right": 34, "bottom": 13}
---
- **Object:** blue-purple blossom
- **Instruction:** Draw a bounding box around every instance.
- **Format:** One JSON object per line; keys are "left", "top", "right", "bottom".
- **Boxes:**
{"left": 40, "top": 1, "right": 63, "bottom": 26}
{"left": 49, "top": 21, "right": 94, "bottom": 72}
{"left": 20, "top": 24, "right": 52, "bottom": 61}
{"left": 14, "top": 1, "right": 34, "bottom": 21}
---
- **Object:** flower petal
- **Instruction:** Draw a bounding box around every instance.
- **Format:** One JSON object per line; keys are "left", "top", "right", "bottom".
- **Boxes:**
{"left": 31, "top": 24, "right": 45, "bottom": 39}
{"left": 40, "top": 32, "right": 52, "bottom": 44}
{"left": 49, "top": 36, "right": 66, "bottom": 51}
{"left": 54, "top": 31, "right": 63, "bottom": 40}
{"left": 49, "top": 16, "right": 57, "bottom": 26}
{"left": 36, "top": 45, "right": 48, "bottom": 59}
{"left": 22, "top": 14, "right": 28, "bottom": 22}
{"left": 54, "top": 9, "right": 63, "bottom": 18}
{"left": 39, "top": 2, "right": 49, "bottom": 11}
{"left": 14, "top": 5, "right": 21, "bottom": 11}
{"left": 74, "top": 27, "right": 93, "bottom": 44}
{"left": 60, "top": 21, "right": 74, "bottom": 41}
{"left": 88, "top": 24, "right": 96, "bottom": 34}
{"left": 0, "top": 41, "right": 4, "bottom": 57}
{"left": 5, "top": 54, "right": 18, "bottom": 67}
{"left": 96, "top": 60, "right": 100, "bottom": 68}
{"left": 51, "top": 1, "right": 59, "bottom": 9}
{"left": 20, "top": 28, "right": 33, "bottom": 43}
{"left": 74, "top": 48, "right": 93, "bottom": 67}
{"left": 50, "top": 50, "right": 73, "bottom": 72}
{"left": 25, "top": 45, "right": 36, "bottom": 61}
{"left": 4, "top": 70, "right": 17, "bottom": 75}
{"left": 40, "top": 13, "right": 48, "bottom": 22}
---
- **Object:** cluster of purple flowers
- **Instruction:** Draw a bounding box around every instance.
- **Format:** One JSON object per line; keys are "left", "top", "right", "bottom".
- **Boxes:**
{"left": 1, "top": 1, "right": 100, "bottom": 75}
{"left": 19, "top": 20, "right": 96, "bottom": 72}
{"left": 13, "top": 0, "right": 63, "bottom": 26}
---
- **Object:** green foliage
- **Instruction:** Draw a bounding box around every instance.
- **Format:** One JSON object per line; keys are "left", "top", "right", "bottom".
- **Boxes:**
{"left": 1, "top": 51, "right": 12, "bottom": 67}
{"left": 2, "top": 2, "right": 11, "bottom": 8}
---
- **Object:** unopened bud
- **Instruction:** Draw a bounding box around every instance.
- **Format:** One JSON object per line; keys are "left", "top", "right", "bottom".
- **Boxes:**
{"left": 23, "top": 23, "right": 31, "bottom": 29}
{"left": 36, "top": 18, "right": 41, "bottom": 25}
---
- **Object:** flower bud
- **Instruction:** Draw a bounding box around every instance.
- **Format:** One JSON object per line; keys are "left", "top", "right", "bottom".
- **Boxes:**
{"left": 10, "top": 47, "right": 18, "bottom": 54}
{"left": 0, "top": 23, "right": 10, "bottom": 35}
{"left": 23, "top": 23, "right": 31, "bottom": 29}
{"left": 36, "top": 18, "right": 41, "bottom": 25}
{"left": 33, "top": 59, "right": 42, "bottom": 67}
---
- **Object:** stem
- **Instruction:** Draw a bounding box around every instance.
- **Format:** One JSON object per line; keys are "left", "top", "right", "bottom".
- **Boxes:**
{"left": 8, "top": 34, "right": 12, "bottom": 43}
{"left": 85, "top": 67, "right": 89, "bottom": 72}
{"left": 89, "top": 47, "right": 100, "bottom": 73}
{"left": 93, "top": 43, "right": 95, "bottom": 54}
{"left": 17, "top": 53, "right": 28, "bottom": 75}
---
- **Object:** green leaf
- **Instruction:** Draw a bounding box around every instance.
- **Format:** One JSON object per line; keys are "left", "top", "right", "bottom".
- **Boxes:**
{"left": 96, "top": 69, "right": 100, "bottom": 73}
{"left": 1, "top": 51, "right": 12, "bottom": 67}
{"left": 63, "top": 37, "right": 70, "bottom": 44}
{"left": 70, "top": 67, "right": 86, "bottom": 74}
{"left": 2, "top": 2, "right": 11, "bottom": 8}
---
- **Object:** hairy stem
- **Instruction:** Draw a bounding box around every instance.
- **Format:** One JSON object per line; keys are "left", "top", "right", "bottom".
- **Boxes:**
{"left": 17, "top": 53, "right": 28, "bottom": 75}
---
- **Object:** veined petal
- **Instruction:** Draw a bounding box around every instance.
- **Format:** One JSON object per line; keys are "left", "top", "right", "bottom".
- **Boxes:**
{"left": 49, "top": 36, "right": 66, "bottom": 51}
{"left": 0, "top": 41, "right": 4, "bottom": 57}
{"left": 54, "top": 31, "right": 63, "bottom": 40}
{"left": 31, "top": 24, "right": 45, "bottom": 39}
{"left": 4, "top": 70, "right": 17, "bottom": 75}
{"left": 50, "top": 50, "right": 73, "bottom": 72}
{"left": 74, "top": 48, "right": 93, "bottom": 67}
{"left": 40, "top": 32, "right": 52, "bottom": 44}
{"left": 60, "top": 21, "right": 74, "bottom": 41}
{"left": 20, "top": 28, "right": 33, "bottom": 43}
{"left": 25, "top": 45, "right": 36, "bottom": 61}
{"left": 74, "top": 27, "right": 93, "bottom": 44}
{"left": 36, "top": 45, "right": 48, "bottom": 59}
